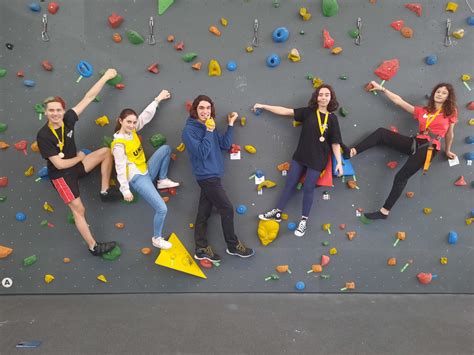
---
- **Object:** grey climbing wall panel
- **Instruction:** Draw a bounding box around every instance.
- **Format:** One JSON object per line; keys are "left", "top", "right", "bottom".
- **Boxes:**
{"left": 0, "top": 0, "right": 472, "bottom": 294}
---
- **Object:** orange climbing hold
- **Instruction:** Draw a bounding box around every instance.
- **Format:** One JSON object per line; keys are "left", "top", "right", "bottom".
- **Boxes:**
{"left": 346, "top": 231, "right": 357, "bottom": 240}
{"left": 387, "top": 257, "right": 397, "bottom": 266}
{"left": 191, "top": 62, "right": 202, "bottom": 70}
{"left": 209, "top": 25, "right": 221, "bottom": 37}
{"left": 63, "top": 257, "right": 71, "bottom": 263}
{"left": 115, "top": 222, "right": 125, "bottom": 229}
{"left": 277, "top": 162, "right": 290, "bottom": 172}
{"left": 167, "top": 35, "right": 175, "bottom": 42}
{"left": 30, "top": 141, "right": 39, "bottom": 152}
{"left": 141, "top": 247, "right": 152, "bottom": 255}
{"left": 310, "top": 264, "right": 322, "bottom": 273}
{"left": 0, "top": 245, "right": 13, "bottom": 259}
{"left": 406, "top": 191, "right": 415, "bottom": 198}
{"left": 0, "top": 141, "right": 9, "bottom": 149}
{"left": 276, "top": 265, "right": 291, "bottom": 273}
{"left": 401, "top": 27, "right": 414, "bottom": 38}
{"left": 112, "top": 33, "right": 122, "bottom": 43}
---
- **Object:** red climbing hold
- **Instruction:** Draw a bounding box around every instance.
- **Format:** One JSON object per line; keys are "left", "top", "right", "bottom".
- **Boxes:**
{"left": 48, "top": 2, "right": 59, "bottom": 14}
{"left": 417, "top": 272, "right": 433, "bottom": 284}
{"left": 174, "top": 41, "right": 185, "bottom": 51}
{"left": 229, "top": 144, "right": 241, "bottom": 154}
{"left": 339, "top": 224, "right": 346, "bottom": 230}
{"left": 16, "top": 70, "right": 24, "bottom": 77}
{"left": 200, "top": 259, "right": 213, "bottom": 269}
{"left": 454, "top": 176, "right": 467, "bottom": 186}
{"left": 14, "top": 140, "right": 28, "bottom": 155}
{"left": 390, "top": 126, "right": 399, "bottom": 133}
{"left": 387, "top": 161, "right": 398, "bottom": 169}
{"left": 108, "top": 12, "right": 124, "bottom": 28}
{"left": 147, "top": 63, "right": 159, "bottom": 74}
{"left": 41, "top": 60, "right": 53, "bottom": 71}
{"left": 185, "top": 100, "right": 193, "bottom": 112}
{"left": 321, "top": 255, "right": 330, "bottom": 267}
{"left": 467, "top": 101, "right": 474, "bottom": 110}
{"left": 115, "top": 83, "right": 125, "bottom": 90}
{"left": 405, "top": 3, "right": 422, "bottom": 17}
{"left": 374, "top": 58, "right": 400, "bottom": 81}
{"left": 322, "top": 28, "right": 334, "bottom": 49}
{"left": 0, "top": 176, "right": 8, "bottom": 187}
{"left": 390, "top": 20, "right": 404, "bottom": 30}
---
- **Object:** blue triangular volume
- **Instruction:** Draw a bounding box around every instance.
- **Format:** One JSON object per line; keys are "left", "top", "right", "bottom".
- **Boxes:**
{"left": 332, "top": 154, "right": 355, "bottom": 176}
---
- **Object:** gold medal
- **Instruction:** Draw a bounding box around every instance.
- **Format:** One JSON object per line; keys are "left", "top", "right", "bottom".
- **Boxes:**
{"left": 58, "top": 152, "right": 65, "bottom": 158}
{"left": 316, "top": 110, "right": 329, "bottom": 143}
{"left": 49, "top": 123, "right": 65, "bottom": 158}
{"left": 319, "top": 136, "right": 325, "bottom": 142}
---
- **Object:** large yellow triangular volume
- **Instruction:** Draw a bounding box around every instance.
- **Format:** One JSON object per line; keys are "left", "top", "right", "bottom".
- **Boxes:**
{"left": 155, "top": 233, "right": 207, "bottom": 279}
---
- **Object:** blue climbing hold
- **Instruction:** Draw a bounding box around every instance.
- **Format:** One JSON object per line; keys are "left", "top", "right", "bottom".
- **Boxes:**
{"left": 288, "top": 222, "right": 297, "bottom": 231}
{"left": 465, "top": 136, "right": 474, "bottom": 144}
{"left": 255, "top": 169, "right": 265, "bottom": 178}
{"left": 81, "top": 148, "right": 92, "bottom": 155}
{"left": 464, "top": 152, "right": 474, "bottom": 160}
{"left": 16, "top": 212, "right": 27, "bottom": 222}
{"left": 76, "top": 61, "right": 94, "bottom": 78}
{"left": 471, "top": 210, "right": 474, "bottom": 218}
{"left": 295, "top": 281, "right": 305, "bottom": 290}
{"left": 467, "top": 16, "right": 474, "bottom": 26}
{"left": 226, "top": 61, "right": 237, "bottom": 71}
{"left": 24, "top": 80, "right": 36, "bottom": 87}
{"left": 266, "top": 53, "right": 281, "bottom": 68}
{"left": 272, "top": 27, "right": 289, "bottom": 43}
{"left": 448, "top": 231, "right": 458, "bottom": 245}
{"left": 37, "top": 166, "right": 49, "bottom": 179}
{"left": 254, "top": 108, "right": 263, "bottom": 116}
{"left": 29, "top": 3, "right": 41, "bottom": 12}
{"left": 425, "top": 54, "right": 438, "bottom": 65}
{"left": 236, "top": 204, "right": 247, "bottom": 215}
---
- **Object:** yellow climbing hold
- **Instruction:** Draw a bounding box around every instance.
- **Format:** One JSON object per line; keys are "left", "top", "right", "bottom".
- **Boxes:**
{"left": 97, "top": 274, "right": 108, "bottom": 283}
{"left": 288, "top": 48, "right": 301, "bottom": 62}
{"left": 24, "top": 166, "right": 34, "bottom": 177}
{"left": 240, "top": 116, "right": 246, "bottom": 126}
{"left": 44, "top": 274, "right": 55, "bottom": 284}
{"left": 205, "top": 118, "right": 216, "bottom": 131}
{"left": 331, "top": 47, "right": 343, "bottom": 55}
{"left": 452, "top": 29, "right": 464, "bottom": 39}
{"left": 446, "top": 2, "right": 458, "bottom": 12}
{"left": 469, "top": 119, "right": 474, "bottom": 126}
{"left": 155, "top": 232, "right": 207, "bottom": 279}
{"left": 220, "top": 17, "right": 228, "bottom": 27}
{"left": 257, "top": 220, "right": 280, "bottom": 246}
{"left": 299, "top": 7, "right": 312, "bottom": 21}
{"left": 281, "top": 213, "right": 289, "bottom": 220}
{"left": 245, "top": 46, "right": 254, "bottom": 53}
{"left": 208, "top": 59, "right": 222, "bottom": 76}
{"left": 176, "top": 142, "right": 186, "bottom": 152}
{"left": 329, "top": 247, "right": 338, "bottom": 255}
{"left": 244, "top": 145, "right": 256, "bottom": 154}
{"left": 293, "top": 120, "right": 302, "bottom": 127}
{"left": 43, "top": 201, "right": 54, "bottom": 213}
{"left": 440, "top": 257, "right": 448, "bottom": 265}
{"left": 423, "top": 207, "right": 432, "bottom": 215}
{"left": 95, "top": 115, "right": 109, "bottom": 127}
{"left": 257, "top": 180, "right": 277, "bottom": 191}
{"left": 462, "top": 74, "right": 471, "bottom": 81}
{"left": 312, "top": 77, "right": 324, "bottom": 88}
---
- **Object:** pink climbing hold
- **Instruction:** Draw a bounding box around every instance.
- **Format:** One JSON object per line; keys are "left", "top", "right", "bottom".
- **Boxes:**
{"left": 405, "top": 3, "right": 422, "bottom": 17}
{"left": 467, "top": 101, "right": 474, "bottom": 110}
{"left": 390, "top": 20, "right": 404, "bottom": 31}
{"left": 321, "top": 255, "right": 330, "bottom": 267}
{"left": 147, "top": 63, "right": 160, "bottom": 74}
{"left": 322, "top": 28, "right": 334, "bottom": 49}
{"left": 174, "top": 41, "right": 185, "bottom": 51}
{"left": 454, "top": 176, "right": 467, "bottom": 186}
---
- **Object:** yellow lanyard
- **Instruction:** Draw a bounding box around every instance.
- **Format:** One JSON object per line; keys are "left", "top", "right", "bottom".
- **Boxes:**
{"left": 424, "top": 108, "right": 442, "bottom": 131}
{"left": 316, "top": 109, "right": 329, "bottom": 136}
{"left": 48, "top": 123, "right": 65, "bottom": 152}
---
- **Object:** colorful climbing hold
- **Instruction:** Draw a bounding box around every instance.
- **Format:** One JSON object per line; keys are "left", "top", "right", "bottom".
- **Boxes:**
{"left": 322, "top": 28, "right": 334, "bottom": 48}
{"left": 258, "top": 220, "right": 280, "bottom": 246}
{"left": 446, "top": 2, "right": 458, "bottom": 12}
{"left": 0, "top": 245, "right": 13, "bottom": 259}
{"left": 417, "top": 272, "right": 436, "bottom": 285}
{"left": 272, "top": 27, "right": 289, "bottom": 43}
{"left": 322, "top": 0, "right": 340, "bottom": 17}
{"left": 244, "top": 145, "right": 257, "bottom": 154}
{"left": 108, "top": 12, "right": 124, "bottom": 28}
{"left": 63, "top": 257, "right": 71, "bottom": 263}
{"left": 452, "top": 29, "right": 464, "bottom": 39}
{"left": 24, "top": 166, "right": 34, "bottom": 177}
{"left": 29, "top": 3, "right": 41, "bottom": 12}
{"left": 209, "top": 25, "right": 221, "bottom": 37}
{"left": 348, "top": 29, "right": 359, "bottom": 38}
{"left": 158, "top": 0, "right": 175, "bottom": 15}
{"left": 401, "top": 27, "right": 414, "bottom": 38}
{"left": 321, "top": 255, "right": 330, "bottom": 266}
{"left": 23, "top": 255, "right": 37, "bottom": 266}
{"left": 147, "top": 63, "right": 159, "bottom": 74}
{"left": 454, "top": 176, "right": 467, "bottom": 186}
{"left": 43, "top": 201, "right": 54, "bottom": 213}
{"left": 191, "top": 62, "right": 202, "bottom": 70}
{"left": 208, "top": 59, "right": 222, "bottom": 76}
{"left": 448, "top": 231, "right": 458, "bottom": 244}
{"left": 329, "top": 247, "right": 338, "bottom": 255}
{"left": 0, "top": 141, "right": 9, "bottom": 149}
{"left": 41, "top": 60, "right": 53, "bottom": 71}
{"left": 182, "top": 52, "right": 197, "bottom": 62}
{"left": 287, "top": 222, "right": 297, "bottom": 231}
{"left": 423, "top": 207, "right": 432, "bottom": 215}
{"left": 257, "top": 180, "right": 276, "bottom": 191}
{"left": 387, "top": 161, "right": 398, "bottom": 169}
{"left": 440, "top": 257, "right": 448, "bottom": 265}
{"left": 307, "top": 264, "right": 322, "bottom": 273}
{"left": 112, "top": 33, "right": 122, "bottom": 43}
{"left": 174, "top": 41, "right": 185, "bottom": 50}
{"left": 331, "top": 47, "right": 343, "bottom": 55}
{"left": 322, "top": 223, "right": 332, "bottom": 234}
{"left": 387, "top": 257, "right": 397, "bottom": 266}
{"left": 346, "top": 231, "right": 356, "bottom": 240}
{"left": 102, "top": 245, "right": 121, "bottom": 261}
{"left": 405, "top": 3, "right": 422, "bottom": 17}
{"left": 115, "top": 222, "right": 125, "bottom": 229}
{"left": 266, "top": 53, "right": 281, "bottom": 68}
{"left": 176, "top": 143, "right": 186, "bottom": 152}
{"left": 339, "top": 107, "right": 348, "bottom": 117}
{"left": 141, "top": 247, "right": 152, "bottom": 255}
{"left": 299, "top": 7, "right": 312, "bottom": 21}
{"left": 390, "top": 20, "right": 404, "bottom": 31}
{"left": 24, "top": 79, "right": 36, "bottom": 87}
{"left": 48, "top": 2, "right": 59, "bottom": 14}
{"left": 16, "top": 212, "right": 27, "bottom": 222}
{"left": 295, "top": 281, "right": 306, "bottom": 290}
{"left": 76, "top": 61, "right": 93, "bottom": 82}
{"left": 97, "top": 274, "right": 108, "bottom": 283}
{"left": 220, "top": 18, "right": 228, "bottom": 26}
{"left": 226, "top": 61, "right": 237, "bottom": 71}
{"left": 236, "top": 205, "right": 247, "bottom": 215}
{"left": 127, "top": 30, "right": 145, "bottom": 45}
{"left": 167, "top": 35, "right": 175, "bottom": 42}
{"left": 44, "top": 274, "right": 55, "bottom": 284}
{"left": 276, "top": 265, "right": 292, "bottom": 274}
{"left": 95, "top": 115, "right": 109, "bottom": 127}
{"left": 425, "top": 54, "right": 438, "bottom": 65}
{"left": 149, "top": 133, "right": 166, "bottom": 148}
{"left": 468, "top": 16, "right": 474, "bottom": 26}
{"left": 406, "top": 191, "right": 415, "bottom": 198}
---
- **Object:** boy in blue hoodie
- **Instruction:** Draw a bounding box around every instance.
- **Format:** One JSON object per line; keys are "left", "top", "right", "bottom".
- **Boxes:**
{"left": 182, "top": 95, "right": 254, "bottom": 263}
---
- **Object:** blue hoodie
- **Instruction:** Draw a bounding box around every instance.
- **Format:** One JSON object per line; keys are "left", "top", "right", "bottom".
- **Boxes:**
{"left": 182, "top": 117, "right": 233, "bottom": 180}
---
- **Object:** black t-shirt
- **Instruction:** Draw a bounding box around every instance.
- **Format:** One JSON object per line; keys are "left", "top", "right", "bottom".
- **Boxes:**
{"left": 292, "top": 107, "right": 343, "bottom": 171}
{"left": 37, "top": 109, "right": 79, "bottom": 179}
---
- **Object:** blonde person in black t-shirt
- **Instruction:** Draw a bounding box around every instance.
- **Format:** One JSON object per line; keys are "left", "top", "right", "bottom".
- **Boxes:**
{"left": 37, "top": 69, "right": 122, "bottom": 256}
{"left": 253, "top": 84, "right": 344, "bottom": 237}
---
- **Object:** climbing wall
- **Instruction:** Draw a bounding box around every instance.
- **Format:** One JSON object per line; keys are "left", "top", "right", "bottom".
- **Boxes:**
{"left": 0, "top": 0, "right": 473, "bottom": 294}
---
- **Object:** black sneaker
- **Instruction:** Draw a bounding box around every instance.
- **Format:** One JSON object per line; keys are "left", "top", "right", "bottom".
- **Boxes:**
{"left": 194, "top": 246, "right": 221, "bottom": 263}
{"left": 258, "top": 208, "right": 282, "bottom": 222}
{"left": 89, "top": 241, "right": 116, "bottom": 256}
{"left": 226, "top": 240, "right": 255, "bottom": 258}
{"left": 294, "top": 218, "right": 307, "bottom": 237}
{"left": 99, "top": 187, "right": 122, "bottom": 202}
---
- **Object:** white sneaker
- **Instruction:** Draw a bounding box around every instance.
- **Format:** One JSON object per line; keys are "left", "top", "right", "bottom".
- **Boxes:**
{"left": 157, "top": 178, "right": 180, "bottom": 189}
{"left": 294, "top": 218, "right": 307, "bottom": 237}
{"left": 152, "top": 236, "right": 172, "bottom": 250}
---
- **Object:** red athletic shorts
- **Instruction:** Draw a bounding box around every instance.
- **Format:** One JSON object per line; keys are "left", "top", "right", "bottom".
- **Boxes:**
{"left": 50, "top": 163, "right": 87, "bottom": 204}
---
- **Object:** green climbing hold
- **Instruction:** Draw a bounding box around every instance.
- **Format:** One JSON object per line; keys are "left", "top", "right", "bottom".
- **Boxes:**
{"left": 300, "top": 30, "right": 305, "bottom": 35}
{"left": 322, "top": 241, "right": 330, "bottom": 246}
{"left": 94, "top": 96, "right": 101, "bottom": 102}
{"left": 306, "top": 74, "right": 314, "bottom": 80}
{"left": 359, "top": 214, "right": 372, "bottom": 225}
{"left": 0, "top": 68, "right": 7, "bottom": 78}
{"left": 182, "top": 52, "right": 198, "bottom": 63}
{"left": 320, "top": 274, "right": 331, "bottom": 279}
{"left": 102, "top": 245, "right": 122, "bottom": 261}
{"left": 99, "top": 70, "right": 123, "bottom": 86}
{"left": 127, "top": 30, "right": 145, "bottom": 45}
{"left": 0, "top": 196, "right": 6, "bottom": 202}
{"left": 158, "top": 0, "right": 175, "bottom": 15}
{"left": 0, "top": 123, "right": 8, "bottom": 133}
{"left": 150, "top": 133, "right": 166, "bottom": 148}
{"left": 102, "top": 136, "right": 113, "bottom": 148}
{"left": 339, "top": 107, "right": 348, "bottom": 117}
{"left": 322, "top": 0, "right": 339, "bottom": 17}
{"left": 339, "top": 75, "right": 348, "bottom": 80}
{"left": 67, "top": 211, "right": 75, "bottom": 224}
{"left": 23, "top": 255, "right": 38, "bottom": 267}
{"left": 348, "top": 29, "right": 359, "bottom": 38}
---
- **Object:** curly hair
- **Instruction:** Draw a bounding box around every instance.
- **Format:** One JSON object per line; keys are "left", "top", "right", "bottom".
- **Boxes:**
{"left": 426, "top": 83, "right": 457, "bottom": 117}
{"left": 307, "top": 84, "right": 339, "bottom": 112}
{"left": 189, "top": 95, "right": 216, "bottom": 119}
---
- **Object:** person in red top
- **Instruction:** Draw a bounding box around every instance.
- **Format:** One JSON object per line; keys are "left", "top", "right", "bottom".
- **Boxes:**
{"left": 343, "top": 82, "right": 458, "bottom": 221}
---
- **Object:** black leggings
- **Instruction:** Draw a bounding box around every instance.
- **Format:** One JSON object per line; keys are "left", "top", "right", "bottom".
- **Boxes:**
{"left": 354, "top": 128, "right": 437, "bottom": 210}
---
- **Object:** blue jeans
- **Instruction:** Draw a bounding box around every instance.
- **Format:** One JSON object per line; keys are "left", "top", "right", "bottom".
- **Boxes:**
{"left": 130, "top": 145, "right": 171, "bottom": 237}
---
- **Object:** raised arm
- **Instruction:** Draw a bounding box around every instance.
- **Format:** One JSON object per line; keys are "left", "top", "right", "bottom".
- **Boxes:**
{"left": 71, "top": 68, "right": 117, "bottom": 116}
{"left": 136, "top": 90, "right": 171, "bottom": 131}
{"left": 252, "top": 103, "right": 294, "bottom": 117}
{"left": 217, "top": 112, "right": 237, "bottom": 151}
{"left": 369, "top": 81, "right": 415, "bottom": 115}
